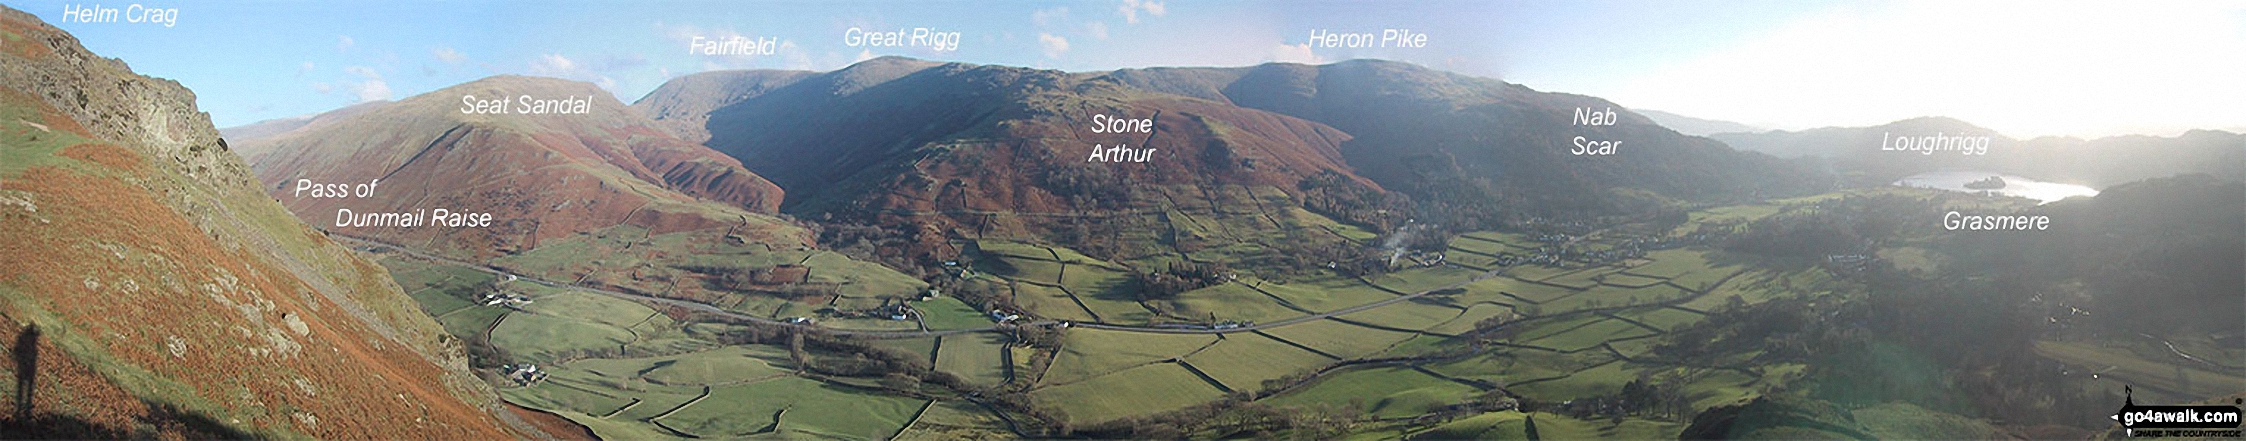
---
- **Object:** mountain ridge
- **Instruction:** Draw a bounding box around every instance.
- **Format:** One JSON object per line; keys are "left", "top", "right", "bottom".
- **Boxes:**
{"left": 1633, "top": 108, "right": 1765, "bottom": 137}
{"left": 233, "top": 74, "right": 797, "bottom": 261}
{"left": 1713, "top": 117, "right": 2244, "bottom": 186}
{"left": 1099, "top": 58, "right": 1824, "bottom": 219}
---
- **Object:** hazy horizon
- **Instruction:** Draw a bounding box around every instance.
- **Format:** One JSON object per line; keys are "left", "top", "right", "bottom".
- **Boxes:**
{"left": 27, "top": 0, "right": 2243, "bottom": 138}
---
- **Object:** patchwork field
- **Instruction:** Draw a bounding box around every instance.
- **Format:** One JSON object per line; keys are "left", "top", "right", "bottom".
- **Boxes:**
{"left": 1180, "top": 333, "right": 1335, "bottom": 391}
{"left": 1032, "top": 363, "right": 1229, "bottom": 424}
{"left": 1259, "top": 319, "right": 1417, "bottom": 360}
{"left": 1041, "top": 328, "right": 1217, "bottom": 385}
{"left": 938, "top": 333, "right": 1015, "bottom": 386}
{"left": 384, "top": 256, "right": 966, "bottom": 440}
{"left": 374, "top": 196, "right": 1979, "bottom": 438}
{"left": 484, "top": 223, "right": 929, "bottom": 330}
{"left": 1263, "top": 366, "right": 1482, "bottom": 419}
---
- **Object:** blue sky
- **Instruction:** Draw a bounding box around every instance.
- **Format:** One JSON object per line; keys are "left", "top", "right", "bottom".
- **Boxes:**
{"left": 22, "top": 0, "right": 2245, "bottom": 137}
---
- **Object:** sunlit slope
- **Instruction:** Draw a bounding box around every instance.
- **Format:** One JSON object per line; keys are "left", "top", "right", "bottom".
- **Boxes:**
{"left": 235, "top": 75, "right": 795, "bottom": 261}
{"left": 0, "top": 6, "right": 513, "bottom": 438}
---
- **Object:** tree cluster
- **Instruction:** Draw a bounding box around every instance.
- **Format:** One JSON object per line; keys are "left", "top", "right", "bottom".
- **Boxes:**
{"left": 1298, "top": 169, "right": 1411, "bottom": 233}
{"left": 1130, "top": 261, "right": 1230, "bottom": 300}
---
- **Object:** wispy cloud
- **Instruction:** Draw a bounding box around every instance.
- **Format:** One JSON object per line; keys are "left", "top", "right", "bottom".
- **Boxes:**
{"left": 1032, "top": 7, "right": 1070, "bottom": 28}
{"left": 1038, "top": 33, "right": 1070, "bottom": 59}
{"left": 343, "top": 66, "right": 389, "bottom": 102}
{"left": 529, "top": 53, "right": 621, "bottom": 91}
{"left": 336, "top": 35, "right": 355, "bottom": 52}
{"left": 1270, "top": 43, "right": 1325, "bottom": 64}
{"left": 434, "top": 46, "right": 467, "bottom": 64}
{"left": 1086, "top": 21, "right": 1109, "bottom": 40}
{"left": 1118, "top": 0, "right": 1166, "bottom": 24}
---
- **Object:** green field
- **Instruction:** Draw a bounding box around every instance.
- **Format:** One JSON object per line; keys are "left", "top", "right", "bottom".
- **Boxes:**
{"left": 1518, "top": 318, "right": 1658, "bottom": 352}
{"left": 1447, "top": 236, "right": 1511, "bottom": 258}
{"left": 1256, "top": 276, "right": 1399, "bottom": 312}
{"left": 1598, "top": 272, "right": 1670, "bottom": 288}
{"left": 1507, "top": 359, "right": 1645, "bottom": 401}
{"left": 872, "top": 337, "right": 938, "bottom": 365}
{"left": 386, "top": 256, "right": 954, "bottom": 439}
{"left": 1333, "top": 299, "right": 1465, "bottom": 332}
{"left": 504, "top": 362, "right": 703, "bottom": 424}
{"left": 937, "top": 333, "right": 1014, "bottom": 386}
{"left": 659, "top": 377, "right": 928, "bottom": 439}
{"left": 1264, "top": 366, "right": 1481, "bottom": 419}
{"left": 1412, "top": 411, "right": 1670, "bottom": 440}
{"left": 1540, "top": 284, "right": 1683, "bottom": 314}
{"left": 1425, "top": 303, "right": 1516, "bottom": 336}
{"left": 558, "top": 346, "right": 791, "bottom": 389}
{"left": 1441, "top": 276, "right": 1551, "bottom": 308}
{"left": 1425, "top": 350, "right": 1614, "bottom": 389}
{"left": 1010, "top": 280, "right": 1098, "bottom": 322}
{"left": 1181, "top": 333, "right": 1335, "bottom": 391}
{"left": 1539, "top": 266, "right": 1619, "bottom": 290}
{"left": 433, "top": 304, "right": 509, "bottom": 340}
{"left": 1476, "top": 276, "right": 1580, "bottom": 306}
{"left": 898, "top": 401, "right": 1011, "bottom": 440}
{"left": 1164, "top": 280, "right": 1313, "bottom": 324}
{"left": 490, "top": 312, "right": 637, "bottom": 363}
{"left": 1508, "top": 315, "right": 1605, "bottom": 343}
{"left": 1042, "top": 328, "right": 1217, "bottom": 386}
{"left": 1058, "top": 265, "right": 1158, "bottom": 323}
{"left": 487, "top": 224, "right": 926, "bottom": 325}
{"left": 914, "top": 296, "right": 991, "bottom": 330}
{"left": 1683, "top": 203, "right": 1781, "bottom": 230}
{"left": 364, "top": 188, "right": 2061, "bottom": 440}
{"left": 1032, "top": 363, "right": 1229, "bottom": 424}
{"left": 387, "top": 260, "right": 495, "bottom": 314}
{"left": 1366, "top": 266, "right": 1483, "bottom": 294}
{"left": 975, "top": 240, "right": 1179, "bottom": 324}
{"left": 1612, "top": 306, "right": 1705, "bottom": 332}
{"left": 1626, "top": 249, "right": 1731, "bottom": 291}
{"left": 1259, "top": 319, "right": 1417, "bottom": 360}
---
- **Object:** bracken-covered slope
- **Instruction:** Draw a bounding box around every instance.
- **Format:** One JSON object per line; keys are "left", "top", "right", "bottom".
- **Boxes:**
{"left": 1104, "top": 60, "right": 1826, "bottom": 217}
{"left": 235, "top": 76, "right": 797, "bottom": 261}
{"left": 644, "top": 57, "right": 1388, "bottom": 257}
{"left": 0, "top": 7, "right": 513, "bottom": 438}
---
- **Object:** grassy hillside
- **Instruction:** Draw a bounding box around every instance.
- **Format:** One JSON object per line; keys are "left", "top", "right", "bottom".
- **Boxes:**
{"left": 0, "top": 7, "right": 512, "bottom": 437}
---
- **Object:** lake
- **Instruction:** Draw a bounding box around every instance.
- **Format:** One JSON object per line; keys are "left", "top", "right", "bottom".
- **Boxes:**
{"left": 1893, "top": 171, "right": 2099, "bottom": 204}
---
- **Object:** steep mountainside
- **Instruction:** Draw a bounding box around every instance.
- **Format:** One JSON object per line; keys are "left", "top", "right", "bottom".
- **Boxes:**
{"left": 633, "top": 69, "right": 813, "bottom": 144}
{"left": 1104, "top": 61, "right": 1825, "bottom": 218}
{"left": 234, "top": 76, "right": 795, "bottom": 261}
{"left": 1714, "top": 118, "right": 2245, "bottom": 186}
{"left": 0, "top": 7, "right": 513, "bottom": 438}
{"left": 643, "top": 57, "right": 1388, "bottom": 258}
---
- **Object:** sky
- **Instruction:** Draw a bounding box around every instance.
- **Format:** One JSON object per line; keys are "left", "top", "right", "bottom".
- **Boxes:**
{"left": 22, "top": 0, "right": 2246, "bottom": 138}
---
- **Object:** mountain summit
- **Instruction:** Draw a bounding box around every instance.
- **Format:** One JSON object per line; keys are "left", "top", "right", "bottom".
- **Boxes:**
{"left": 234, "top": 75, "right": 794, "bottom": 260}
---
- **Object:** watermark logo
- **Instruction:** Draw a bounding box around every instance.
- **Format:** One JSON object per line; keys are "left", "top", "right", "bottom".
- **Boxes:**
{"left": 2112, "top": 386, "right": 2243, "bottom": 438}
